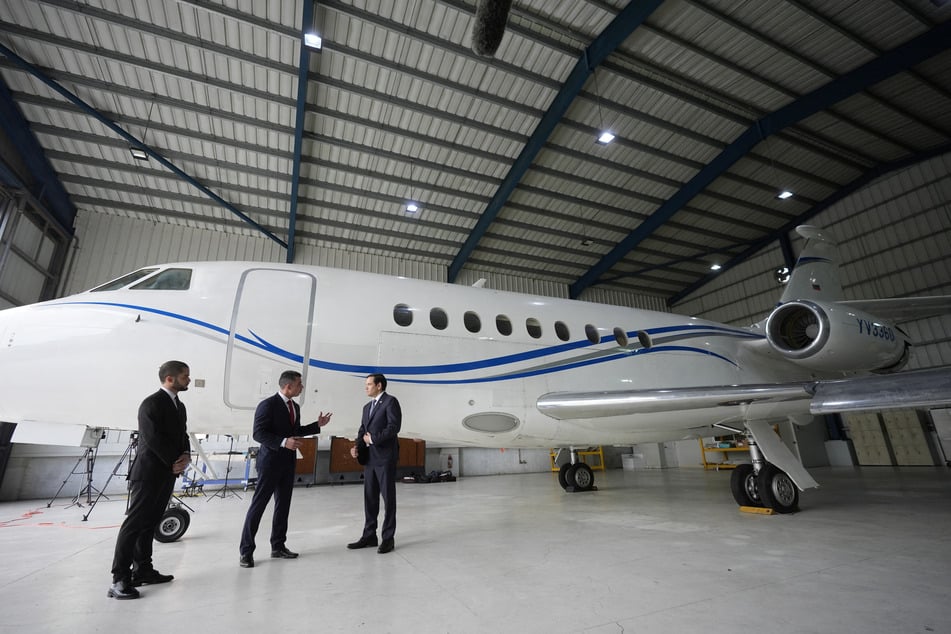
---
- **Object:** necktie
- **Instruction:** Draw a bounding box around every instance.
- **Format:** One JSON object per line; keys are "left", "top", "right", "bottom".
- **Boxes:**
{"left": 369, "top": 399, "right": 377, "bottom": 416}
{"left": 288, "top": 399, "right": 296, "bottom": 426}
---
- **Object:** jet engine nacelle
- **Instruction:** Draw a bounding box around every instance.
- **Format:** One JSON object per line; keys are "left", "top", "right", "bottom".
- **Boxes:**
{"left": 765, "top": 300, "right": 910, "bottom": 373}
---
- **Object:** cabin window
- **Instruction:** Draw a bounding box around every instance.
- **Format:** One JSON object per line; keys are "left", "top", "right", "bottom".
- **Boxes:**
{"left": 554, "top": 321, "right": 570, "bottom": 341}
{"left": 526, "top": 318, "right": 542, "bottom": 339}
{"left": 464, "top": 311, "right": 481, "bottom": 333}
{"left": 585, "top": 324, "right": 600, "bottom": 345}
{"left": 90, "top": 268, "right": 159, "bottom": 292}
{"left": 393, "top": 304, "right": 413, "bottom": 327}
{"left": 496, "top": 314, "right": 512, "bottom": 336}
{"left": 613, "top": 327, "right": 628, "bottom": 347}
{"left": 430, "top": 307, "right": 449, "bottom": 330}
{"left": 131, "top": 268, "right": 192, "bottom": 290}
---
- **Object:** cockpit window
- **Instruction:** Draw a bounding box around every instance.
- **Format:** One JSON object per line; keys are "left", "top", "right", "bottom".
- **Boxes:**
{"left": 90, "top": 268, "right": 160, "bottom": 292}
{"left": 130, "top": 268, "right": 192, "bottom": 290}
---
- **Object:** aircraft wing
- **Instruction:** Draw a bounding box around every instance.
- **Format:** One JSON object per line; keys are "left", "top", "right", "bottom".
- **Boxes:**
{"left": 839, "top": 295, "right": 951, "bottom": 323}
{"left": 536, "top": 383, "right": 814, "bottom": 420}
{"left": 537, "top": 367, "right": 951, "bottom": 420}
{"left": 809, "top": 366, "right": 951, "bottom": 414}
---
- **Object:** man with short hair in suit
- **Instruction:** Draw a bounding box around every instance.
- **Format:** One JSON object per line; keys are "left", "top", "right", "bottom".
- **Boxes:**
{"left": 348, "top": 373, "right": 402, "bottom": 554}
{"left": 239, "top": 370, "right": 332, "bottom": 568}
{"left": 108, "top": 360, "right": 192, "bottom": 600}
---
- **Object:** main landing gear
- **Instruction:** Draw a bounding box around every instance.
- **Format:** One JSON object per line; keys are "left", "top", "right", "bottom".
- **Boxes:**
{"left": 556, "top": 448, "right": 597, "bottom": 492}
{"left": 728, "top": 431, "right": 799, "bottom": 514}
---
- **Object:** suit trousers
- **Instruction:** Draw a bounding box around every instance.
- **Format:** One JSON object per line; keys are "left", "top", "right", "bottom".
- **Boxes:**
{"left": 111, "top": 474, "right": 175, "bottom": 582}
{"left": 240, "top": 456, "right": 295, "bottom": 555}
{"left": 362, "top": 462, "right": 397, "bottom": 541}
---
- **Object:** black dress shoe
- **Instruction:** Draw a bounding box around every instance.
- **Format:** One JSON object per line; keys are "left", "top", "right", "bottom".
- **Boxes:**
{"left": 270, "top": 547, "right": 299, "bottom": 559}
{"left": 347, "top": 535, "right": 378, "bottom": 549}
{"left": 107, "top": 579, "right": 141, "bottom": 600}
{"left": 377, "top": 538, "right": 395, "bottom": 554}
{"left": 131, "top": 569, "right": 174, "bottom": 587}
{"left": 239, "top": 554, "right": 254, "bottom": 568}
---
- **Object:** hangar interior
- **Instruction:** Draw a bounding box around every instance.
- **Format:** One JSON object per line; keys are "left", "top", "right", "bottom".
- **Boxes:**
{"left": 0, "top": 1, "right": 949, "bottom": 630}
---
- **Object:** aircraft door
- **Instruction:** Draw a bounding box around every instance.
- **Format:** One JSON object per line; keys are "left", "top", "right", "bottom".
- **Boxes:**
{"left": 224, "top": 268, "right": 316, "bottom": 409}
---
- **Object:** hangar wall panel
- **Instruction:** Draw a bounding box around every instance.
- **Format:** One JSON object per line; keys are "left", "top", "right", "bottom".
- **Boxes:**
{"left": 65, "top": 209, "right": 659, "bottom": 311}
{"left": 63, "top": 210, "right": 445, "bottom": 295}
{"left": 455, "top": 267, "right": 569, "bottom": 297}
{"left": 674, "top": 151, "right": 951, "bottom": 369}
{"left": 455, "top": 267, "right": 669, "bottom": 311}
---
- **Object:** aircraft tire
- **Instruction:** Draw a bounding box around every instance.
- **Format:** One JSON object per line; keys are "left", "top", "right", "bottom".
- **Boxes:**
{"left": 154, "top": 507, "right": 190, "bottom": 543}
{"left": 566, "top": 462, "right": 594, "bottom": 491}
{"left": 558, "top": 462, "right": 572, "bottom": 490}
{"left": 757, "top": 463, "right": 799, "bottom": 513}
{"left": 730, "top": 463, "right": 762, "bottom": 507}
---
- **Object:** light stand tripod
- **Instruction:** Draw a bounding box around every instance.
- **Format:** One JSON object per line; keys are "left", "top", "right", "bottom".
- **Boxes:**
{"left": 208, "top": 435, "right": 242, "bottom": 500}
{"left": 81, "top": 431, "right": 138, "bottom": 521}
{"left": 48, "top": 428, "right": 106, "bottom": 510}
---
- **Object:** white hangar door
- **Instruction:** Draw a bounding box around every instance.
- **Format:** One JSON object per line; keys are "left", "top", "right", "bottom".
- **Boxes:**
{"left": 224, "top": 268, "right": 316, "bottom": 409}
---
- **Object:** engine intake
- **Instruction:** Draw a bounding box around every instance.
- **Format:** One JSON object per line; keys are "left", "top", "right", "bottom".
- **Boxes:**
{"left": 765, "top": 300, "right": 909, "bottom": 373}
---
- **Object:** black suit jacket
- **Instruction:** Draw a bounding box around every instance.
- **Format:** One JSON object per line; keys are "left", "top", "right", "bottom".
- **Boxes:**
{"left": 355, "top": 392, "right": 402, "bottom": 467}
{"left": 253, "top": 393, "right": 322, "bottom": 467}
{"left": 130, "top": 389, "right": 189, "bottom": 481}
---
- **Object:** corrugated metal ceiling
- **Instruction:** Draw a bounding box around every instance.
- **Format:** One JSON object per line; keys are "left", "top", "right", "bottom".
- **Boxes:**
{"left": 0, "top": 0, "right": 949, "bottom": 303}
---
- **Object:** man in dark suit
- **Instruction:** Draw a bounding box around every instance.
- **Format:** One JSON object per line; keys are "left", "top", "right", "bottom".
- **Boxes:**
{"left": 108, "top": 360, "right": 192, "bottom": 600}
{"left": 239, "top": 370, "right": 332, "bottom": 568}
{"left": 348, "top": 373, "right": 402, "bottom": 554}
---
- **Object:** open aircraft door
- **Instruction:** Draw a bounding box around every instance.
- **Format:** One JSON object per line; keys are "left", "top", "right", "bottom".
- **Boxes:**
{"left": 224, "top": 268, "right": 316, "bottom": 409}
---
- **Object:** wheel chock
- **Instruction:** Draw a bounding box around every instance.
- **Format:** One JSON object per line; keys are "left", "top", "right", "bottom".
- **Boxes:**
{"left": 739, "top": 505, "right": 774, "bottom": 515}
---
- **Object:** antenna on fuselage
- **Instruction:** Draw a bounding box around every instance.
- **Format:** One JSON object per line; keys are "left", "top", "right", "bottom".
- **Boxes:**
{"left": 472, "top": 278, "right": 487, "bottom": 288}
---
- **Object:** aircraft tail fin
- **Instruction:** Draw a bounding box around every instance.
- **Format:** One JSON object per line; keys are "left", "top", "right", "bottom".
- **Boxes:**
{"left": 779, "top": 225, "right": 843, "bottom": 304}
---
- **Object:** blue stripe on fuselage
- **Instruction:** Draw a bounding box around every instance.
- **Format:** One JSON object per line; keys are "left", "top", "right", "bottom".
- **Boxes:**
{"left": 58, "top": 301, "right": 752, "bottom": 382}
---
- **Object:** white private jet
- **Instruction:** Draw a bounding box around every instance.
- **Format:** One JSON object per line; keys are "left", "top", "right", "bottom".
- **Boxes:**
{"left": 1, "top": 225, "right": 949, "bottom": 525}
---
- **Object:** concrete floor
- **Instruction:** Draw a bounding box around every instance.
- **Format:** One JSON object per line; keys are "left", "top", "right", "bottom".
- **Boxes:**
{"left": 1, "top": 466, "right": 949, "bottom": 633}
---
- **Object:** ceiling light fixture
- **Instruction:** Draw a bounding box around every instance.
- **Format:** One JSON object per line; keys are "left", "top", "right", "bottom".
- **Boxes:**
{"left": 776, "top": 190, "right": 794, "bottom": 200}
{"left": 304, "top": 32, "right": 322, "bottom": 50}
{"left": 405, "top": 159, "right": 421, "bottom": 215}
{"left": 129, "top": 98, "right": 155, "bottom": 162}
{"left": 710, "top": 263, "right": 722, "bottom": 271}
{"left": 592, "top": 69, "right": 615, "bottom": 145}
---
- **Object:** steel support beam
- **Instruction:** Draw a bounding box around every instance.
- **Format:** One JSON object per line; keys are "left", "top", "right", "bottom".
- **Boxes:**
{"left": 0, "top": 41, "right": 286, "bottom": 248}
{"left": 0, "top": 77, "right": 75, "bottom": 235}
{"left": 572, "top": 21, "right": 951, "bottom": 299}
{"left": 446, "top": 0, "right": 665, "bottom": 283}
{"left": 288, "top": 0, "right": 316, "bottom": 263}
{"left": 668, "top": 141, "right": 951, "bottom": 306}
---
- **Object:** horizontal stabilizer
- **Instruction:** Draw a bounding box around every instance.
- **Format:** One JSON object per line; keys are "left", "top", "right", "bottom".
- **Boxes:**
{"left": 839, "top": 295, "right": 951, "bottom": 323}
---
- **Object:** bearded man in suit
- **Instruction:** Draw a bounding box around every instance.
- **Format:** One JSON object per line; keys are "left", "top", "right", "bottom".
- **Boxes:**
{"left": 108, "top": 360, "right": 192, "bottom": 600}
